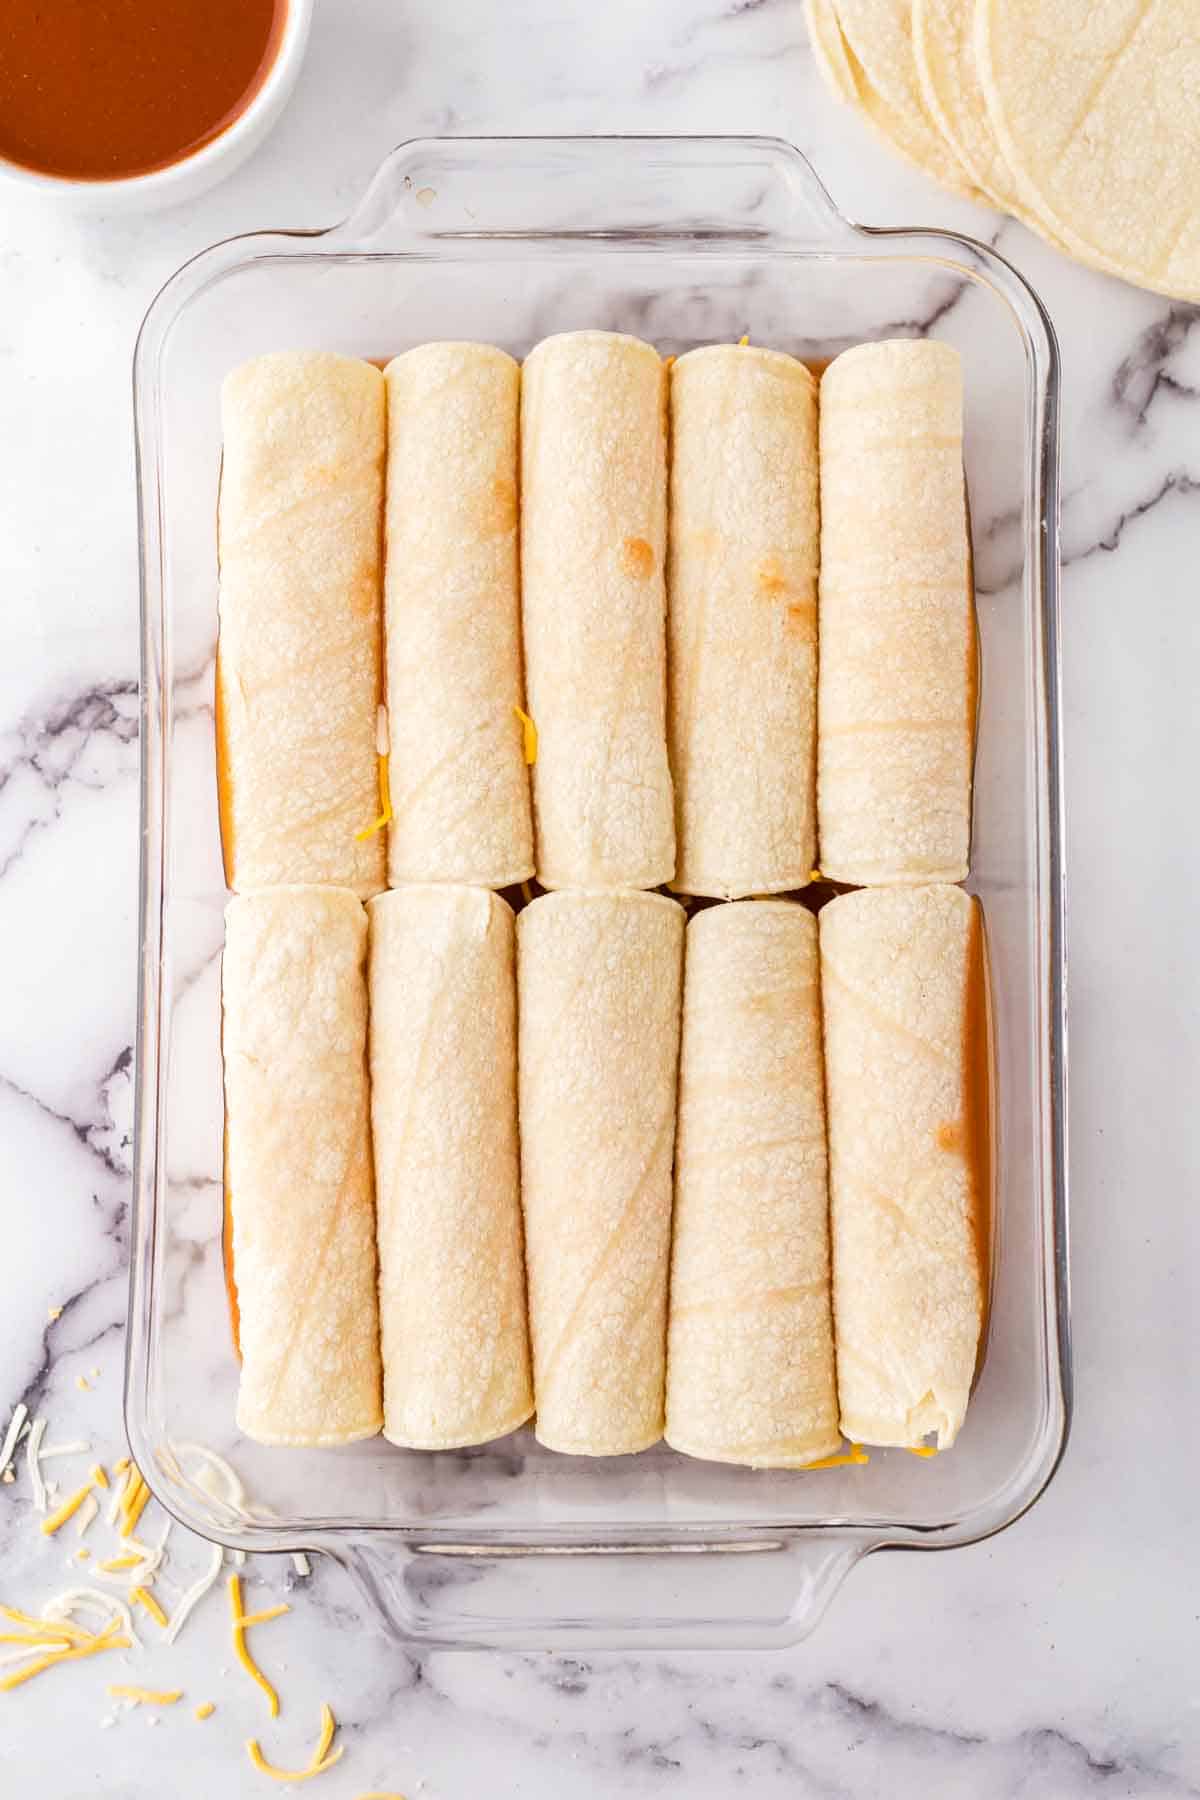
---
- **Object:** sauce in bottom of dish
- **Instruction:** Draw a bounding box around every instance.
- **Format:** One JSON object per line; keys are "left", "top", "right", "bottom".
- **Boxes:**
{"left": 0, "top": 0, "right": 287, "bottom": 181}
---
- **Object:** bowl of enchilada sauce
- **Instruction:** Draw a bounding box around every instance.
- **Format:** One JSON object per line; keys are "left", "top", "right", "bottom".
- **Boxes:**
{"left": 0, "top": 0, "right": 310, "bottom": 205}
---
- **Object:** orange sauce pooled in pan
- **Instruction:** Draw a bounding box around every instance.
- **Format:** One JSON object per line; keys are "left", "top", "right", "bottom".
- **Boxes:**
{"left": 0, "top": 0, "right": 286, "bottom": 181}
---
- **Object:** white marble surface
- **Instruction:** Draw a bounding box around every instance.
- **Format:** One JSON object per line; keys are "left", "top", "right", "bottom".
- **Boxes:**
{"left": 1, "top": 1, "right": 1198, "bottom": 1794}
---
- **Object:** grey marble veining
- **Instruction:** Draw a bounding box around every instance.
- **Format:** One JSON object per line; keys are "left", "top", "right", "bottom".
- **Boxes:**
{"left": 1, "top": 0, "right": 1198, "bottom": 1793}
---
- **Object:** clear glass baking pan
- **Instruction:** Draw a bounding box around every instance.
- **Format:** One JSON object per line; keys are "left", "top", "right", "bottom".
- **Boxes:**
{"left": 130, "top": 135, "right": 1068, "bottom": 1649}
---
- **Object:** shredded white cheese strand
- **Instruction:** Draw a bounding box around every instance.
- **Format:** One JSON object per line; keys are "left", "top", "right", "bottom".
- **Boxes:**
{"left": 38, "top": 1440, "right": 90, "bottom": 1460}
{"left": 25, "top": 1418, "right": 48, "bottom": 1512}
{"left": 0, "top": 1404, "right": 29, "bottom": 1478}
{"left": 162, "top": 1544, "right": 223, "bottom": 1647}
{"left": 73, "top": 1494, "right": 99, "bottom": 1538}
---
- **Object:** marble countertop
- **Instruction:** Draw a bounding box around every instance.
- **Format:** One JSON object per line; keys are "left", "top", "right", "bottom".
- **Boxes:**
{"left": 2, "top": 1, "right": 1198, "bottom": 1794}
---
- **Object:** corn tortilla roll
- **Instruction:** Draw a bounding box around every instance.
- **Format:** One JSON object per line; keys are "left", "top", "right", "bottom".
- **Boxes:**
{"left": 368, "top": 884, "right": 533, "bottom": 1449}
{"left": 667, "top": 346, "right": 819, "bottom": 899}
{"left": 223, "top": 886, "right": 382, "bottom": 1447}
{"left": 383, "top": 344, "right": 533, "bottom": 889}
{"left": 520, "top": 331, "right": 675, "bottom": 889}
{"left": 817, "top": 339, "right": 975, "bottom": 885}
{"left": 518, "top": 889, "right": 684, "bottom": 1454}
{"left": 819, "top": 883, "right": 989, "bottom": 1449}
{"left": 665, "top": 900, "right": 839, "bottom": 1467}
{"left": 217, "top": 351, "right": 386, "bottom": 897}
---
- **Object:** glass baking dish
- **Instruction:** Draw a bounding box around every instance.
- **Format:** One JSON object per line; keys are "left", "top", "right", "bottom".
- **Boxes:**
{"left": 129, "top": 135, "right": 1069, "bottom": 1649}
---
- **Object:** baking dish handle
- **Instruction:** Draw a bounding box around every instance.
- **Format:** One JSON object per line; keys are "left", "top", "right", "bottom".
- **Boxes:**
{"left": 324, "top": 134, "right": 863, "bottom": 253}
{"left": 337, "top": 1533, "right": 864, "bottom": 1651}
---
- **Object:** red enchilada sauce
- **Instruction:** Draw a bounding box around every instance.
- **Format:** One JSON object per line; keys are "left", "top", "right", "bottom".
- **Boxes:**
{"left": 0, "top": 0, "right": 286, "bottom": 181}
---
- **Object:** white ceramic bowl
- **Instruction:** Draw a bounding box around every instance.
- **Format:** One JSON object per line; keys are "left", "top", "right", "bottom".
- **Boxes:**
{"left": 0, "top": 0, "right": 312, "bottom": 210}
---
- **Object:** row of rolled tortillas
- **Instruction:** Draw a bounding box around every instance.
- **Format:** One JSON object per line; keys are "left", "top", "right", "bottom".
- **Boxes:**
{"left": 217, "top": 331, "right": 975, "bottom": 900}
{"left": 222, "top": 881, "right": 987, "bottom": 1461}
{"left": 805, "top": 0, "right": 1200, "bottom": 303}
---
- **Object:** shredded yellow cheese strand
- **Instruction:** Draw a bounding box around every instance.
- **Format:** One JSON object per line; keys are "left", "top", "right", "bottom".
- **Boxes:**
{"left": 0, "top": 1624, "right": 128, "bottom": 1692}
{"left": 90, "top": 1464, "right": 109, "bottom": 1490}
{"left": 0, "top": 1630, "right": 75, "bottom": 1647}
{"left": 907, "top": 1445, "right": 939, "bottom": 1458}
{"left": 805, "top": 1444, "right": 870, "bottom": 1471}
{"left": 195, "top": 1701, "right": 216, "bottom": 1721}
{"left": 132, "top": 1587, "right": 168, "bottom": 1629}
{"left": 228, "top": 1574, "right": 280, "bottom": 1718}
{"left": 107, "top": 1684, "right": 183, "bottom": 1706}
{"left": 113, "top": 1457, "right": 130, "bottom": 1477}
{"left": 0, "top": 1605, "right": 87, "bottom": 1641}
{"left": 737, "top": 332, "right": 750, "bottom": 346}
{"left": 97, "top": 1555, "right": 141, "bottom": 1573}
{"left": 355, "top": 754, "right": 393, "bottom": 842}
{"left": 312, "top": 1703, "right": 337, "bottom": 1766}
{"left": 40, "top": 1480, "right": 94, "bottom": 1536}
{"left": 120, "top": 1479, "right": 151, "bottom": 1540}
{"left": 239, "top": 1603, "right": 290, "bottom": 1629}
{"left": 513, "top": 706, "right": 538, "bottom": 766}
{"left": 245, "top": 1704, "right": 343, "bottom": 1783}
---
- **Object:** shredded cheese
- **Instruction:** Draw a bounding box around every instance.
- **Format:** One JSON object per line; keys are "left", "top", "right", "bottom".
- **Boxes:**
{"left": 805, "top": 1444, "right": 870, "bottom": 1471}
{"left": 41, "top": 1480, "right": 95, "bottom": 1536}
{"left": 39, "top": 1441, "right": 90, "bottom": 1461}
{"left": 120, "top": 1478, "right": 151, "bottom": 1540}
{"left": 0, "top": 1600, "right": 130, "bottom": 1693}
{"left": 98, "top": 1555, "right": 141, "bottom": 1574}
{"left": 0, "top": 1629, "right": 130, "bottom": 1692}
{"left": 291, "top": 1553, "right": 311, "bottom": 1579}
{"left": 195, "top": 1701, "right": 216, "bottom": 1721}
{"left": 738, "top": 332, "right": 750, "bottom": 346}
{"left": 25, "top": 1419, "right": 46, "bottom": 1514}
{"left": 163, "top": 1543, "right": 223, "bottom": 1647}
{"left": 0, "top": 1404, "right": 29, "bottom": 1478}
{"left": 90, "top": 1464, "right": 109, "bottom": 1490}
{"left": 513, "top": 705, "right": 538, "bottom": 765}
{"left": 73, "top": 1494, "right": 99, "bottom": 1538}
{"left": 245, "top": 1704, "right": 344, "bottom": 1783}
{"left": 132, "top": 1587, "right": 168, "bottom": 1629}
{"left": 907, "top": 1445, "right": 939, "bottom": 1459}
{"left": 108, "top": 1684, "right": 183, "bottom": 1707}
{"left": 240, "top": 1603, "right": 290, "bottom": 1629}
{"left": 46, "top": 1306, "right": 62, "bottom": 1322}
{"left": 229, "top": 1574, "right": 280, "bottom": 1717}
{"left": 355, "top": 754, "right": 393, "bottom": 841}
{"left": 43, "top": 1589, "right": 136, "bottom": 1644}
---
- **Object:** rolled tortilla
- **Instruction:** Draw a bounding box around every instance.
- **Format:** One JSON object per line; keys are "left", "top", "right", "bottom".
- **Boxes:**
{"left": 666, "top": 901, "right": 839, "bottom": 1467}
{"left": 520, "top": 331, "right": 674, "bottom": 889}
{"left": 817, "top": 340, "right": 976, "bottom": 885}
{"left": 383, "top": 344, "right": 533, "bottom": 889}
{"left": 517, "top": 889, "right": 684, "bottom": 1454}
{"left": 217, "top": 351, "right": 386, "bottom": 897}
{"left": 667, "top": 346, "right": 820, "bottom": 898}
{"left": 819, "top": 883, "right": 989, "bottom": 1448}
{"left": 368, "top": 884, "right": 533, "bottom": 1448}
{"left": 222, "top": 886, "right": 382, "bottom": 1447}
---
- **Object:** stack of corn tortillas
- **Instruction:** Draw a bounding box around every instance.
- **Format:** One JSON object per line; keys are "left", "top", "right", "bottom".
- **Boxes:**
{"left": 806, "top": 0, "right": 1200, "bottom": 302}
